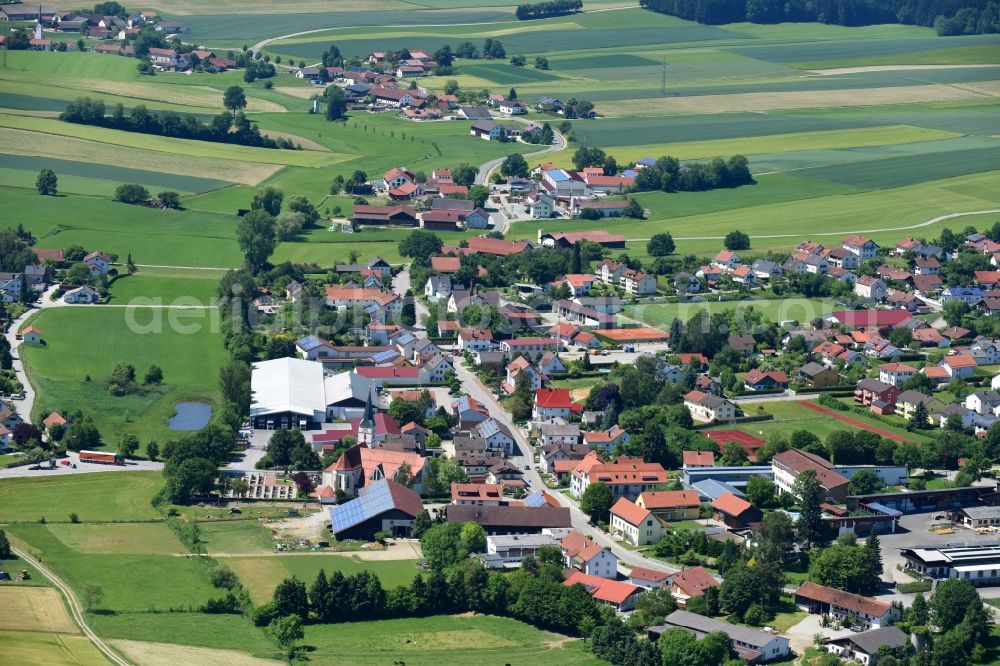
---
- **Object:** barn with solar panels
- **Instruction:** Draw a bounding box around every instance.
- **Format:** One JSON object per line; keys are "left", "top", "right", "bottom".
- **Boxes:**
{"left": 328, "top": 478, "right": 423, "bottom": 541}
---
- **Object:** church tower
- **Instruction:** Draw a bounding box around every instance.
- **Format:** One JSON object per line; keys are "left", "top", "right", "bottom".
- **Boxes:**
{"left": 357, "top": 388, "right": 375, "bottom": 448}
{"left": 34, "top": 6, "right": 44, "bottom": 41}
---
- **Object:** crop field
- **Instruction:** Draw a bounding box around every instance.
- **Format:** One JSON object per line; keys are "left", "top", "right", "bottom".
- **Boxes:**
{"left": 0, "top": 154, "right": 232, "bottom": 195}
{"left": 226, "top": 554, "right": 421, "bottom": 603}
{"left": 0, "top": 472, "right": 163, "bottom": 523}
{"left": 624, "top": 298, "right": 834, "bottom": 328}
{"left": 551, "top": 124, "right": 960, "bottom": 166}
{"left": 46, "top": 523, "right": 187, "bottom": 555}
{"left": 21, "top": 307, "right": 227, "bottom": 445}
{"left": 112, "top": 640, "right": 279, "bottom": 666}
{"left": 792, "top": 144, "right": 1000, "bottom": 190}
{"left": 0, "top": 630, "right": 108, "bottom": 666}
{"left": 0, "top": 587, "right": 78, "bottom": 634}
{"left": 0, "top": 114, "right": 344, "bottom": 168}
{"left": 302, "top": 615, "right": 605, "bottom": 666}
{"left": 457, "top": 61, "right": 563, "bottom": 84}
{"left": 198, "top": 520, "right": 276, "bottom": 555}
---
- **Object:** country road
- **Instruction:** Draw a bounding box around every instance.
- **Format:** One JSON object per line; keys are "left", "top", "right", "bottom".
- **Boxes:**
{"left": 12, "top": 545, "right": 132, "bottom": 666}
{"left": 475, "top": 124, "right": 566, "bottom": 185}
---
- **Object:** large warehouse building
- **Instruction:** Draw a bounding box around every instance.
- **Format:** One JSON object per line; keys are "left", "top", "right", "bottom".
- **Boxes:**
{"left": 249, "top": 357, "right": 375, "bottom": 429}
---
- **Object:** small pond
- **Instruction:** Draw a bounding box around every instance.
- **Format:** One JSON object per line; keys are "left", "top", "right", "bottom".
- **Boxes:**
{"left": 168, "top": 402, "right": 212, "bottom": 430}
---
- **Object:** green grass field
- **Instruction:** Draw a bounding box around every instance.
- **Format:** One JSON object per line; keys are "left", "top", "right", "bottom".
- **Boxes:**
{"left": 624, "top": 298, "right": 834, "bottom": 328}
{"left": 198, "top": 519, "right": 276, "bottom": 555}
{"left": 302, "top": 614, "right": 607, "bottom": 666}
{"left": 0, "top": 472, "right": 164, "bottom": 523}
{"left": 90, "top": 612, "right": 279, "bottom": 659}
{"left": 46, "top": 523, "right": 187, "bottom": 555}
{"left": 108, "top": 268, "right": 224, "bottom": 305}
{"left": 227, "top": 554, "right": 421, "bottom": 603}
{"left": 21, "top": 307, "right": 227, "bottom": 447}
{"left": 0, "top": 630, "right": 109, "bottom": 666}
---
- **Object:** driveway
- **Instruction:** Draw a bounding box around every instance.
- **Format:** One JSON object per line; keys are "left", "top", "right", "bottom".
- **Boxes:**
{"left": 4, "top": 284, "right": 63, "bottom": 424}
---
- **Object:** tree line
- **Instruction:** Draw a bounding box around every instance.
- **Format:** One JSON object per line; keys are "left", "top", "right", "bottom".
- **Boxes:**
{"left": 638, "top": 0, "right": 1000, "bottom": 34}
{"left": 516, "top": 0, "right": 583, "bottom": 20}
{"left": 59, "top": 96, "right": 300, "bottom": 151}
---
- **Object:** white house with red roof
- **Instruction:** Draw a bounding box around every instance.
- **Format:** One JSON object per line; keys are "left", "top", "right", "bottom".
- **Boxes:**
{"left": 560, "top": 530, "right": 618, "bottom": 578}
{"left": 878, "top": 362, "right": 917, "bottom": 387}
{"left": 843, "top": 235, "right": 879, "bottom": 260}
{"left": 572, "top": 456, "right": 668, "bottom": 501}
{"left": 609, "top": 497, "right": 665, "bottom": 546}
{"left": 533, "top": 387, "right": 577, "bottom": 421}
{"left": 583, "top": 424, "right": 629, "bottom": 450}
{"left": 84, "top": 251, "right": 110, "bottom": 276}
{"left": 711, "top": 250, "right": 740, "bottom": 272}
{"left": 383, "top": 166, "right": 416, "bottom": 190}
{"left": 563, "top": 570, "right": 644, "bottom": 612}
{"left": 629, "top": 566, "right": 671, "bottom": 589}
{"left": 942, "top": 354, "right": 976, "bottom": 379}
{"left": 562, "top": 273, "right": 594, "bottom": 297}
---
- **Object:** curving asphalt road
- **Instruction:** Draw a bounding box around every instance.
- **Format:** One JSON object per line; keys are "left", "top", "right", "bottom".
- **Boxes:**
{"left": 476, "top": 124, "right": 565, "bottom": 186}
{"left": 12, "top": 544, "right": 132, "bottom": 666}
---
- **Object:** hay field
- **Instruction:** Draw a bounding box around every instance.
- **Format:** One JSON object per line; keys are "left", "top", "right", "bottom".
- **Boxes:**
{"left": 112, "top": 640, "right": 280, "bottom": 666}
{"left": 600, "top": 83, "right": 1000, "bottom": 116}
{"left": 0, "top": 114, "right": 344, "bottom": 168}
{"left": 0, "top": 588, "right": 78, "bottom": 634}
{"left": 0, "top": 127, "right": 279, "bottom": 186}
{"left": 47, "top": 524, "right": 187, "bottom": 555}
{"left": 0, "top": 630, "right": 107, "bottom": 666}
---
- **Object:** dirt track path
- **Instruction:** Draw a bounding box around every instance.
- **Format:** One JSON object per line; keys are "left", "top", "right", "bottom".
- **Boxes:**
{"left": 799, "top": 401, "right": 909, "bottom": 442}
{"left": 11, "top": 545, "right": 132, "bottom": 666}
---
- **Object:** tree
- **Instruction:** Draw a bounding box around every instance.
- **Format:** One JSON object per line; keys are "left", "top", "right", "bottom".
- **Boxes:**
{"left": 848, "top": 468, "right": 883, "bottom": 495}
{"left": 146, "top": 440, "right": 160, "bottom": 461}
{"left": 144, "top": 364, "right": 163, "bottom": 385}
{"left": 114, "top": 183, "right": 150, "bottom": 204}
{"left": 324, "top": 85, "right": 347, "bottom": 121}
{"left": 117, "top": 432, "right": 139, "bottom": 459}
{"left": 223, "top": 85, "right": 247, "bottom": 112}
{"left": 237, "top": 209, "right": 277, "bottom": 273}
{"left": 723, "top": 230, "right": 750, "bottom": 251}
{"left": 271, "top": 614, "right": 303, "bottom": 654}
{"left": 719, "top": 442, "right": 749, "bottom": 466}
{"left": 580, "top": 481, "right": 614, "bottom": 523}
{"left": 910, "top": 592, "right": 929, "bottom": 626}
{"left": 932, "top": 578, "right": 984, "bottom": 633}
{"left": 646, "top": 233, "right": 675, "bottom": 257}
{"left": 420, "top": 523, "right": 466, "bottom": 570}
{"left": 657, "top": 626, "right": 703, "bottom": 666}
{"left": 745, "top": 475, "right": 774, "bottom": 508}
{"left": 535, "top": 56, "right": 549, "bottom": 69}
{"left": 623, "top": 198, "right": 644, "bottom": 219}
{"left": 0, "top": 529, "right": 10, "bottom": 559}
{"left": 719, "top": 563, "right": 757, "bottom": 617}
{"left": 82, "top": 583, "right": 104, "bottom": 611}
{"left": 251, "top": 186, "right": 283, "bottom": 216}
{"left": 468, "top": 184, "right": 489, "bottom": 208}
{"left": 272, "top": 576, "right": 309, "bottom": 620}
{"left": 809, "top": 543, "right": 873, "bottom": 594}
{"left": 792, "top": 469, "right": 827, "bottom": 548}
{"left": 862, "top": 532, "right": 883, "bottom": 593}
{"left": 63, "top": 418, "right": 102, "bottom": 452}
{"left": 500, "top": 153, "right": 529, "bottom": 178}
{"left": 157, "top": 191, "right": 181, "bottom": 209}
{"left": 36, "top": 169, "right": 57, "bottom": 196}
{"left": 164, "top": 457, "right": 217, "bottom": 503}
{"left": 400, "top": 229, "right": 443, "bottom": 262}
{"left": 460, "top": 521, "right": 487, "bottom": 553}
{"left": 452, "top": 164, "right": 477, "bottom": 187}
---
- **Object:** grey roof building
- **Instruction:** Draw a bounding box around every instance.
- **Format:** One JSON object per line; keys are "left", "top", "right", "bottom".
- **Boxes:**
{"left": 650, "top": 610, "right": 790, "bottom": 663}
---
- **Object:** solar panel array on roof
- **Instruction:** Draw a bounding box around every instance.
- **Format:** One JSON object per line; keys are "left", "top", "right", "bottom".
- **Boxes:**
{"left": 864, "top": 502, "right": 902, "bottom": 517}
{"left": 524, "top": 490, "right": 546, "bottom": 507}
{"left": 330, "top": 479, "right": 395, "bottom": 533}
{"left": 370, "top": 350, "right": 399, "bottom": 363}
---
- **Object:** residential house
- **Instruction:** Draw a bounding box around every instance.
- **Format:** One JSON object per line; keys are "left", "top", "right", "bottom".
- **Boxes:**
{"left": 560, "top": 530, "right": 618, "bottom": 579}
{"left": 424, "top": 275, "right": 453, "bottom": 302}
{"left": 855, "top": 276, "right": 888, "bottom": 301}
{"left": 825, "top": 626, "right": 909, "bottom": 666}
{"left": 711, "top": 250, "right": 741, "bottom": 272}
{"left": 583, "top": 424, "right": 629, "bottom": 450}
{"left": 609, "top": 497, "right": 666, "bottom": 546}
{"left": 635, "top": 490, "right": 701, "bottom": 522}
{"left": 458, "top": 328, "right": 494, "bottom": 352}
{"left": 742, "top": 369, "right": 788, "bottom": 392}
{"left": 447, "top": 505, "right": 571, "bottom": 535}
{"left": 942, "top": 354, "right": 976, "bottom": 379}
{"left": 896, "top": 390, "right": 934, "bottom": 421}
{"left": 83, "top": 251, "right": 110, "bottom": 276}
{"left": 682, "top": 451, "right": 714, "bottom": 468}
{"left": 533, "top": 388, "right": 576, "bottom": 421}
{"left": 772, "top": 449, "right": 850, "bottom": 503}
{"left": 572, "top": 456, "right": 668, "bottom": 501}
{"left": 683, "top": 390, "right": 737, "bottom": 423}
{"left": 798, "top": 362, "right": 840, "bottom": 388}
{"left": 669, "top": 567, "right": 720, "bottom": 608}
{"left": 63, "top": 285, "right": 99, "bottom": 304}
{"left": 794, "top": 581, "right": 900, "bottom": 630}
{"left": 451, "top": 482, "right": 504, "bottom": 506}
{"left": 563, "top": 571, "right": 644, "bottom": 613}
{"left": 878, "top": 363, "right": 917, "bottom": 387}
{"left": 843, "top": 235, "right": 879, "bottom": 260}
{"left": 500, "top": 337, "right": 560, "bottom": 363}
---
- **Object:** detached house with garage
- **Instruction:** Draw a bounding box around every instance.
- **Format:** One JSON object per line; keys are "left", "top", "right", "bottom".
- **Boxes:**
{"left": 560, "top": 530, "right": 618, "bottom": 579}
{"left": 683, "top": 390, "right": 737, "bottom": 423}
{"left": 843, "top": 235, "right": 879, "bottom": 260}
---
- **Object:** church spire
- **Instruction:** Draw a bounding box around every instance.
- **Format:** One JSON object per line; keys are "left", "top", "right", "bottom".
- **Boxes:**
{"left": 358, "top": 384, "right": 376, "bottom": 447}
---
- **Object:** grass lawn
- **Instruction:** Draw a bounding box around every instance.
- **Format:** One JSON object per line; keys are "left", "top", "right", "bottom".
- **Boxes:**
{"left": 226, "top": 554, "right": 422, "bottom": 603}
{"left": 45, "top": 523, "right": 187, "bottom": 555}
{"left": 0, "top": 471, "right": 163, "bottom": 523}
{"left": 21, "top": 306, "right": 227, "bottom": 447}
{"left": 0, "top": 630, "right": 108, "bottom": 666}
{"left": 7, "top": 524, "right": 218, "bottom": 612}
{"left": 89, "top": 612, "right": 280, "bottom": 659}
{"left": 721, "top": 399, "right": 930, "bottom": 444}
{"left": 198, "top": 519, "right": 276, "bottom": 555}
{"left": 108, "top": 268, "right": 224, "bottom": 305}
{"left": 624, "top": 297, "right": 833, "bottom": 328}
{"left": 302, "top": 614, "right": 607, "bottom": 666}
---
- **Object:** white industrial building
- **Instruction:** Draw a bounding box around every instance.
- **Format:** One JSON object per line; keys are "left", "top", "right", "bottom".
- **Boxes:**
{"left": 249, "top": 357, "right": 376, "bottom": 429}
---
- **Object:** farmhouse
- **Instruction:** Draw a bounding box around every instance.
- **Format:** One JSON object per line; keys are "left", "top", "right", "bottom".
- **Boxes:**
{"left": 447, "top": 505, "right": 571, "bottom": 535}
{"left": 353, "top": 205, "right": 419, "bottom": 227}
{"left": 650, "top": 610, "right": 790, "bottom": 663}
{"left": 794, "top": 581, "right": 900, "bottom": 629}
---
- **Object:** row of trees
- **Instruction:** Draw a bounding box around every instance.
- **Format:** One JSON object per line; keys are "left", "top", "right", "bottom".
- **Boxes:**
{"left": 515, "top": 0, "right": 583, "bottom": 20}
{"left": 639, "top": 0, "right": 1000, "bottom": 34}
{"left": 59, "top": 93, "right": 298, "bottom": 150}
